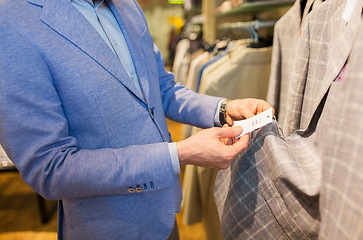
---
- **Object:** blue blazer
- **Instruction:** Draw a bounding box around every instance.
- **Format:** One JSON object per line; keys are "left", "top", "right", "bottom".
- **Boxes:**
{"left": 0, "top": 0, "right": 221, "bottom": 239}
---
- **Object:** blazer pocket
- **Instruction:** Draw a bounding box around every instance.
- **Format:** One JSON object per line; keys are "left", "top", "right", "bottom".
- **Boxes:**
{"left": 259, "top": 171, "right": 313, "bottom": 240}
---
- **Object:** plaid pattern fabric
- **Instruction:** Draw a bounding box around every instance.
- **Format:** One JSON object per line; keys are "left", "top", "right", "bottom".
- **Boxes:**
{"left": 214, "top": 120, "right": 321, "bottom": 240}
{"left": 214, "top": 1, "right": 363, "bottom": 239}
{"left": 282, "top": 0, "right": 342, "bottom": 136}
{"left": 267, "top": 0, "right": 323, "bottom": 131}
{"left": 317, "top": 12, "right": 363, "bottom": 240}
{"left": 267, "top": 0, "right": 310, "bottom": 129}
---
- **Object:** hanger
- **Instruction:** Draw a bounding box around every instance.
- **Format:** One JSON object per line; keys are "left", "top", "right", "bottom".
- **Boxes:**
{"left": 218, "top": 21, "right": 258, "bottom": 42}
{"left": 218, "top": 20, "right": 276, "bottom": 41}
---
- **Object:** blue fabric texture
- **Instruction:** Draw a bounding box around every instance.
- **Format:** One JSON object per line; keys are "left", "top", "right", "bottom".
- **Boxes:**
{"left": 72, "top": 0, "right": 143, "bottom": 95}
{"left": 0, "top": 0, "right": 222, "bottom": 239}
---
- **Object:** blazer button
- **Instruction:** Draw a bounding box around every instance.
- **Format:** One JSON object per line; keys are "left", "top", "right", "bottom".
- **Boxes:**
{"left": 128, "top": 187, "right": 135, "bottom": 193}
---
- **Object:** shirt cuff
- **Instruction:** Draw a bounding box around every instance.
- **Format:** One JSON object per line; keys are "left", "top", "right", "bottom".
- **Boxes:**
{"left": 214, "top": 98, "right": 227, "bottom": 127}
{"left": 168, "top": 142, "right": 181, "bottom": 175}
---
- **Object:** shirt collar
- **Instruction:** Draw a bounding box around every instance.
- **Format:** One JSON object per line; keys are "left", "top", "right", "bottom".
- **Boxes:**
{"left": 71, "top": 0, "right": 104, "bottom": 8}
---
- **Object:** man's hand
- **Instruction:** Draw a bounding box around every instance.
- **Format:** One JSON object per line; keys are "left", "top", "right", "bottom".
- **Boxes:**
{"left": 225, "top": 98, "right": 273, "bottom": 126}
{"left": 176, "top": 126, "right": 249, "bottom": 170}
{"left": 176, "top": 98, "right": 272, "bottom": 170}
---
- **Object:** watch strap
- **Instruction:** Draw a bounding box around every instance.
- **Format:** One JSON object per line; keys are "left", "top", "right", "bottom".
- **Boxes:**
{"left": 219, "top": 99, "right": 228, "bottom": 126}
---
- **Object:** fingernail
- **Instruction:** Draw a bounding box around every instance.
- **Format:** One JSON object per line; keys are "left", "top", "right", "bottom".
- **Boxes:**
{"left": 235, "top": 126, "right": 243, "bottom": 132}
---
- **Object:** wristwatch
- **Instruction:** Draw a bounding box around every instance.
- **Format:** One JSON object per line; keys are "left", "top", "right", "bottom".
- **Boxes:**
{"left": 219, "top": 99, "right": 229, "bottom": 126}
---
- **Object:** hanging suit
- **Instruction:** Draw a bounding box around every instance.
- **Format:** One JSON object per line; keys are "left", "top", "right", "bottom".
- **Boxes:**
{"left": 172, "top": 38, "right": 191, "bottom": 85}
{"left": 267, "top": 0, "right": 323, "bottom": 132}
{"left": 214, "top": 0, "right": 363, "bottom": 239}
{"left": 199, "top": 43, "right": 272, "bottom": 100}
{"left": 0, "top": 0, "right": 222, "bottom": 239}
{"left": 283, "top": 0, "right": 334, "bottom": 136}
{"left": 182, "top": 41, "right": 272, "bottom": 240}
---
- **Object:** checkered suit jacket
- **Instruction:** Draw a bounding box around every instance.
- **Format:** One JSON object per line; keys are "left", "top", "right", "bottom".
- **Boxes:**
{"left": 214, "top": 1, "right": 363, "bottom": 239}
{"left": 267, "top": 0, "right": 322, "bottom": 130}
{"left": 283, "top": 0, "right": 348, "bottom": 136}
{"left": 315, "top": 2, "right": 363, "bottom": 239}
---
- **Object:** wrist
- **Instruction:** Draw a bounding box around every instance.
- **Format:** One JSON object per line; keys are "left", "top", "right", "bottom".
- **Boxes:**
{"left": 176, "top": 139, "right": 203, "bottom": 166}
{"left": 219, "top": 99, "right": 229, "bottom": 126}
{"left": 176, "top": 140, "right": 189, "bottom": 166}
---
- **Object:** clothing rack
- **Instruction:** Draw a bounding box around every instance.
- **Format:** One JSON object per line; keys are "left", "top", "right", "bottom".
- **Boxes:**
{"left": 217, "top": 20, "right": 277, "bottom": 42}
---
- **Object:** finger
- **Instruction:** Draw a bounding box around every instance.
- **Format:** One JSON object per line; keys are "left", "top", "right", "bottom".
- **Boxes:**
{"left": 234, "top": 132, "right": 249, "bottom": 142}
{"left": 256, "top": 101, "right": 273, "bottom": 115}
{"left": 228, "top": 133, "right": 249, "bottom": 154}
{"left": 226, "top": 137, "right": 234, "bottom": 145}
{"left": 216, "top": 126, "right": 243, "bottom": 138}
{"left": 222, "top": 124, "right": 229, "bottom": 145}
{"left": 226, "top": 115, "right": 234, "bottom": 126}
{"left": 242, "top": 110, "right": 255, "bottom": 119}
{"left": 236, "top": 104, "right": 255, "bottom": 119}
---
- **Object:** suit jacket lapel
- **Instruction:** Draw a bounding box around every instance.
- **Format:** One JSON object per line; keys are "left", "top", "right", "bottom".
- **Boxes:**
{"left": 315, "top": 0, "right": 362, "bottom": 111}
{"left": 107, "top": 0, "right": 150, "bottom": 103}
{"left": 27, "top": 0, "right": 146, "bottom": 103}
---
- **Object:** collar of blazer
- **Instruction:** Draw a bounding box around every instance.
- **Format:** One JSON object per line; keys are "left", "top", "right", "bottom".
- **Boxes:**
{"left": 302, "top": 0, "right": 316, "bottom": 24}
{"left": 308, "top": 0, "right": 362, "bottom": 129}
{"left": 26, "top": 0, "right": 149, "bottom": 104}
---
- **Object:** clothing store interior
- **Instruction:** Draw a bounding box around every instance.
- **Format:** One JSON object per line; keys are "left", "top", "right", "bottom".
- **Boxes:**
{"left": 1, "top": 0, "right": 362, "bottom": 239}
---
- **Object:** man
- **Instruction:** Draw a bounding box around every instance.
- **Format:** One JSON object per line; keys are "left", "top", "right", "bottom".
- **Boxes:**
{"left": 0, "top": 0, "right": 271, "bottom": 239}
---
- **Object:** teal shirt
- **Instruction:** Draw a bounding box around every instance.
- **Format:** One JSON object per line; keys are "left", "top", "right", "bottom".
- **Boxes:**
{"left": 71, "top": 0, "right": 142, "bottom": 94}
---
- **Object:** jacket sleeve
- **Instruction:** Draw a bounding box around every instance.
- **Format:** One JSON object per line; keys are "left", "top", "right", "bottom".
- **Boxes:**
{"left": 154, "top": 43, "right": 223, "bottom": 128}
{"left": 0, "top": 24, "right": 176, "bottom": 200}
{"left": 131, "top": 0, "right": 222, "bottom": 128}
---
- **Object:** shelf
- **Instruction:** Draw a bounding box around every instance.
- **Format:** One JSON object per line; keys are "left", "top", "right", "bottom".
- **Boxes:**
{"left": 216, "top": 1, "right": 294, "bottom": 17}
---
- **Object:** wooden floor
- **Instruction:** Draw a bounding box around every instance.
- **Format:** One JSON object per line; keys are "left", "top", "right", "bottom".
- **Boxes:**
{"left": 0, "top": 171, "right": 58, "bottom": 240}
{"left": 0, "top": 119, "right": 206, "bottom": 240}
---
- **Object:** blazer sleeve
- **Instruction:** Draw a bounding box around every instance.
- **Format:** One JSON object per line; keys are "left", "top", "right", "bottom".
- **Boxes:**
{"left": 0, "top": 24, "right": 176, "bottom": 200}
{"left": 129, "top": 0, "right": 221, "bottom": 128}
{"left": 154, "top": 43, "right": 223, "bottom": 128}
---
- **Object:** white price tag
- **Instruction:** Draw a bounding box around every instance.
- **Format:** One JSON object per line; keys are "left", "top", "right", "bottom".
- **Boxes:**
{"left": 234, "top": 108, "right": 273, "bottom": 138}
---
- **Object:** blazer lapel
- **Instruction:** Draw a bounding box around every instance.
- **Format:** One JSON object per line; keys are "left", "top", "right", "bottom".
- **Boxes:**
{"left": 106, "top": 0, "right": 150, "bottom": 103}
{"left": 313, "top": 0, "right": 362, "bottom": 117}
{"left": 27, "top": 0, "right": 146, "bottom": 102}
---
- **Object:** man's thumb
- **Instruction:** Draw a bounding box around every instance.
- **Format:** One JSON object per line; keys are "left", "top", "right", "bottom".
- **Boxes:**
{"left": 217, "top": 126, "right": 243, "bottom": 138}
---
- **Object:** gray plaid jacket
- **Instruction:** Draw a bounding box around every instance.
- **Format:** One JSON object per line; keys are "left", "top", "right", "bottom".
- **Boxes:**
{"left": 267, "top": 0, "right": 322, "bottom": 131}
{"left": 214, "top": 1, "right": 363, "bottom": 239}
